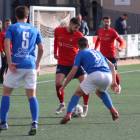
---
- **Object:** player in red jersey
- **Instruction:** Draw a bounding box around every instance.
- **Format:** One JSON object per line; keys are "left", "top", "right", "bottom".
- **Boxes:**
{"left": 54, "top": 17, "right": 89, "bottom": 117}
{"left": 95, "top": 16, "right": 124, "bottom": 94}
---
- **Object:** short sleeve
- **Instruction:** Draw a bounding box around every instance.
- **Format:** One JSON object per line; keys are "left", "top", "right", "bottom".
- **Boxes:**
{"left": 36, "top": 31, "right": 43, "bottom": 44}
{"left": 113, "top": 30, "right": 119, "bottom": 39}
{"left": 73, "top": 53, "right": 82, "bottom": 66}
{"left": 4, "top": 26, "right": 12, "bottom": 41}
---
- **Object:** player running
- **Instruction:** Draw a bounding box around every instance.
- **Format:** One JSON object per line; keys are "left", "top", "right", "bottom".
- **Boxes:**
{"left": 54, "top": 17, "right": 90, "bottom": 117}
{"left": 0, "top": 6, "right": 44, "bottom": 135}
{"left": 59, "top": 37, "right": 119, "bottom": 124}
{"left": 95, "top": 16, "right": 124, "bottom": 94}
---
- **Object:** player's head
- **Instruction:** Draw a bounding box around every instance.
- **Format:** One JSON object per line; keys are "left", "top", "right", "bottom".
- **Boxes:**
{"left": 15, "top": 5, "right": 29, "bottom": 20}
{"left": 78, "top": 37, "right": 88, "bottom": 50}
{"left": 122, "top": 14, "right": 128, "bottom": 20}
{"left": 76, "top": 14, "right": 82, "bottom": 21}
{"left": 69, "top": 17, "right": 81, "bottom": 33}
{"left": 103, "top": 16, "right": 111, "bottom": 30}
{"left": 5, "top": 19, "right": 11, "bottom": 29}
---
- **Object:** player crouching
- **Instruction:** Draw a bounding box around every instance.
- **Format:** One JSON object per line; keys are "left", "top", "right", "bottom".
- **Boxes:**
{"left": 59, "top": 37, "right": 119, "bottom": 124}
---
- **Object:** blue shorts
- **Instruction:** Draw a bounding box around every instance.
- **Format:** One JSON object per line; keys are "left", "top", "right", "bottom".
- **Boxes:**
{"left": 56, "top": 64, "right": 86, "bottom": 78}
{"left": 107, "top": 57, "right": 117, "bottom": 70}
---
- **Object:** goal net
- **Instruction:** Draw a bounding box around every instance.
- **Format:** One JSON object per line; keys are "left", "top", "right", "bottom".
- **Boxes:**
{"left": 30, "top": 6, "right": 75, "bottom": 74}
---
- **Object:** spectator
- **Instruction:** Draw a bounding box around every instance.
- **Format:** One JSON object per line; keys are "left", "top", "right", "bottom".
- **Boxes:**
{"left": 76, "top": 14, "right": 89, "bottom": 36}
{"left": 80, "top": 0, "right": 88, "bottom": 20}
{"left": 0, "top": 20, "right": 2, "bottom": 32}
{"left": 115, "top": 14, "right": 130, "bottom": 35}
{"left": 0, "top": 19, "right": 12, "bottom": 84}
{"left": 94, "top": 20, "right": 104, "bottom": 35}
{"left": 92, "top": 0, "right": 97, "bottom": 30}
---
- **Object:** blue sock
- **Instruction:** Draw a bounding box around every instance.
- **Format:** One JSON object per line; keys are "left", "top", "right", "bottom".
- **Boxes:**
{"left": 67, "top": 95, "right": 79, "bottom": 114}
{"left": 100, "top": 92, "right": 114, "bottom": 110}
{"left": 29, "top": 97, "right": 39, "bottom": 122}
{"left": 1, "top": 96, "right": 10, "bottom": 122}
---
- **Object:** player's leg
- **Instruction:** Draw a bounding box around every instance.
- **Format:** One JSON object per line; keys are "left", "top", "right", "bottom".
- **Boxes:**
{"left": 23, "top": 69, "right": 38, "bottom": 135}
{"left": 55, "top": 65, "right": 68, "bottom": 114}
{"left": 115, "top": 70, "right": 121, "bottom": 94}
{"left": 26, "top": 89, "right": 38, "bottom": 135}
{"left": 60, "top": 73, "right": 96, "bottom": 124}
{"left": 0, "top": 56, "right": 7, "bottom": 83}
{"left": 75, "top": 66, "right": 89, "bottom": 117}
{"left": 0, "top": 85, "right": 13, "bottom": 132}
{"left": 107, "top": 57, "right": 121, "bottom": 94}
{"left": 60, "top": 85, "right": 84, "bottom": 124}
{"left": 96, "top": 72, "right": 119, "bottom": 121}
{"left": 0, "top": 69, "right": 22, "bottom": 133}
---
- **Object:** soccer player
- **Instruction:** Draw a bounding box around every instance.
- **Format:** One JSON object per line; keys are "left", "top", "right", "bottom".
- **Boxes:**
{"left": 0, "top": 19, "right": 12, "bottom": 84}
{"left": 54, "top": 17, "right": 89, "bottom": 117}
{"left": 0, "top": 6, "right": 44, "bottom": 135}
{"left": 59, "top": 37, "right": 119, "bottom": 124}
{"left": 95, "top": 16, "right": 124, "bottom": 94}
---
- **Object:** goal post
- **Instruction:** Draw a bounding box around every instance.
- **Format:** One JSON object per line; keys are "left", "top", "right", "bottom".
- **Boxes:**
{"left": 29, "top": 6, "right": 76, "bottom": 75}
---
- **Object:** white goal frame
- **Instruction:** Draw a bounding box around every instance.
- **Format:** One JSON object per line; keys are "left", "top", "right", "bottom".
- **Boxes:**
{"left": 30, "top": 6, "right": 75, "bottom": 27}
{"left": 29, "top": 6, "right": 76, "bottom": 74}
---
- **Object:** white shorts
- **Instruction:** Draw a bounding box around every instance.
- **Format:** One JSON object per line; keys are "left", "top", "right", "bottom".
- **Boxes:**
{"left": 4, "top": 69, "right": 37, "bottom": 89}
{"left": 80, "top": 71, "right": 112, "bottom": 95}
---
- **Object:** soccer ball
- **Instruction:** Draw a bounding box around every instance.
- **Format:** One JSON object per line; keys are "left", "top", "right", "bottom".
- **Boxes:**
{"left": 72, "top": 104, "right": 83, "bottom": 117}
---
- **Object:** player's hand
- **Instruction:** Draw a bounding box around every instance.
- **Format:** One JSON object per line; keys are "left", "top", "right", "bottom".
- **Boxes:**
{"left": 8, "top": 62, "right": 20, "bottom": 74}
{"left": 1, "top": 51, "right": 5, "bottom": 57}
{"left": 54, "top": 54, "right": 58, "bottom": 59}
{"left": 36, "top": 62, "right": 39, "bottom": 70}
{"left": 110, "top": 82, "right": 118, "bottom": 92}
{"left": 117, "top": 47, "right": 122, "bottom": 52}
{"left": 59, "top": 86, "right": 66, "bottom": 95}
{"left": 126, "top": 26, "right": 130, "bottom": 30}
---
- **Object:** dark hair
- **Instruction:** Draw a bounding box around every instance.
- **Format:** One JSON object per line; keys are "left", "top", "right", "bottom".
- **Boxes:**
{"left": 70, "top": 17, "right": 81, "bottom": 26}
{"left": 78, "top": 37, "right": 88, "bottom": 49}
{"left": 103, "top": 16, "right": 111, "bottom": 21}
{"left": 5, "top": 19, "right": 11, "bottom": 22}
{"left": 123, "top": 14, "right": 128, "bottom": 17}
{"left": 15, "top": 5, "right": 29, "bottom": 19}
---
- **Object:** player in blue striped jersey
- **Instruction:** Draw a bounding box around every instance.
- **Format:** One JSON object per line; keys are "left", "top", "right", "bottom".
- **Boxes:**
{"left": 59, "top": 37, "right": 119, "bottom": 124}
{"left": 0, "top": 6, "right": 44, "bottom": 135}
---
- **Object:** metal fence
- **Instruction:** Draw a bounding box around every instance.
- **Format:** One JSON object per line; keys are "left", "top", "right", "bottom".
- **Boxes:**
{"left": 96, "top": 8, "right": 140, "bottom": 34}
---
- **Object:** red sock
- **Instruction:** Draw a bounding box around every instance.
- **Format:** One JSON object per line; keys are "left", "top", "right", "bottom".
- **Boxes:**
{"left": 110, "top": 108, "right": 117, "bottom": 114}
{"left": 56, "top": 85, "right": 64, "bottom": 103}
{"left": 116, "top": 73, "right": 120, "bottom": 85}
{"left": 83, "top": 94, "right": 89, "bottom": 105}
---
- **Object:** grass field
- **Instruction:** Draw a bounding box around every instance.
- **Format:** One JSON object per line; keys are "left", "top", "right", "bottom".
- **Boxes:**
{"left": 0, "top": 64, "right": 140, "bottom": 140}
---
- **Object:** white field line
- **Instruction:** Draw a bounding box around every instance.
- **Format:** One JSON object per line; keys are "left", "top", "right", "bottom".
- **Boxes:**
{"left": 0, "top": 69, "right": 140, "bottom": 89}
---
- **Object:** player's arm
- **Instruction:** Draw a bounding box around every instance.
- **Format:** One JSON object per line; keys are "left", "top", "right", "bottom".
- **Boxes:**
{"left": 85, "top": 22, "right": 89, "bottom": 36}
{"left": 59, "top": 66, "right": 78, "bottom": 92}
{"left": 116, "top": 36, "right": 124, "bottom": 51}
{"left": 36, "top": 43, "right": 44, "bottom": 70}
{"left": 94, "top": 36, "right": 100, "bottom": 50}
{"left": 4, "top": 38, "right": 19, "bottom": 73}
{"left": 106, "top": 59, "right": 118, "bottom": 91}
{"left": 54, "top": 28, "right": 58, "bottom": 59}
{"left": 0, "top": 32, "right": 5, "bottom": 57}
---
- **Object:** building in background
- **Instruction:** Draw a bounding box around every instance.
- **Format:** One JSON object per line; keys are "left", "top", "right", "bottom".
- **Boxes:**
{"left": 0, "top": 0, "right": 140, "bottom": 34}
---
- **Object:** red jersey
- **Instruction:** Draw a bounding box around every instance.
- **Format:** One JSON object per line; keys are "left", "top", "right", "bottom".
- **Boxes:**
{"left": 95, "top": 28, "right": 123, "bottom": 58}
{"left": 54, "top": 27, "right": 83, "bottom": 66}
{"left": 0, "top": 29, "right": 12, "bottom": 54}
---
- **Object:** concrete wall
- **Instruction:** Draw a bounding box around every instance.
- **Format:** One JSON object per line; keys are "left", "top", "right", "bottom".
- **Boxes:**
{"left": 103, "top": 0, "right": 140, "bottom": 14}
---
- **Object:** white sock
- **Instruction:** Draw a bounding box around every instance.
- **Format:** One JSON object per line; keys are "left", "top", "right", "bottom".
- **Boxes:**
{"left": 61, "top": 102, "right": 65, "bottom": 105}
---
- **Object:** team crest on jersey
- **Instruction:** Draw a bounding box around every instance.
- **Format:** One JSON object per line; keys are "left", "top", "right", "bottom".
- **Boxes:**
{"left": 69, "top": 37, "right": 73, "bottom": 42}
{"left": 106, "top": 33, "right": 109, "bottom": 36}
